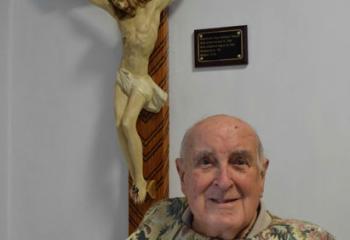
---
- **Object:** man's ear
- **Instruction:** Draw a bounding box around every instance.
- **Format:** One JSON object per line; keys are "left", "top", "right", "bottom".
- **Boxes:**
{"left": 176, "top": 158, "right": 185, "bottom": 184}
{"left": 259, "top": 158, "right": 269, "bottom": 198}
{"left": 261, "top": 158, "right": 269, "bottom": 178}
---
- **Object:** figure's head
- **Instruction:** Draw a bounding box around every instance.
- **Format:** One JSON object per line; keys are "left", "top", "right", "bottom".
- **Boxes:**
{"left": 110, "top": 0, "right": 152, "bottom": 18}
{"left": 176, "top": 114, "right": 269, "bottom": 239}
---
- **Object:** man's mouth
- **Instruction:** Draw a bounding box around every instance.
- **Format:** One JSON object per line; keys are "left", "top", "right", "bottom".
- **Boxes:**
{"left": 209, "top": 198, "right": 238, "bottom": 204}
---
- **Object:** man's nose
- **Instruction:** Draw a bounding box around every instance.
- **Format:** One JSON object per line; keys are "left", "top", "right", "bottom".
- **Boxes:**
{"left": 214, "top": 167, "right": 233, "bottom": 190}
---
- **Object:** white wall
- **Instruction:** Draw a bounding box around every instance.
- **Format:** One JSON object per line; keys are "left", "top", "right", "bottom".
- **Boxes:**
{"left": 5, "top": 0, "right": 128, "bottom": 239}
{"left": 0, "top": 0, "right": 10, "bottom": 239}
{"left": 1, "top": 0, "right": 349, "bottom": 239}
{"left": 169, "top": 1, "right": 349, "bottom": 239}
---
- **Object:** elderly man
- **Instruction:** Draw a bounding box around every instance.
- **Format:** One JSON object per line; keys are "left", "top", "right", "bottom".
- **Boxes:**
{"left": 128, "top": 114, "right": 335, "bottom": 239}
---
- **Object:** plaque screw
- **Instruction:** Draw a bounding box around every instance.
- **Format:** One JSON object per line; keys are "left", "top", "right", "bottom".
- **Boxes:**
{"left": 200, "top": 57, "right": 204, "bottom": 60}
{"left": 237, "top": 54, "right": 241, "bottom": 58}
{"left": 237, "top": 31, "right": 241, "bottom": 36}
{"left": 199, "top": 34, "right": 203, "bottom": 38}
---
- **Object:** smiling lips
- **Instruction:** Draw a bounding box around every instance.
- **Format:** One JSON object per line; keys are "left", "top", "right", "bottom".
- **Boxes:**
{"left": 209, "top": 197, "right": 239, "bottom": 204}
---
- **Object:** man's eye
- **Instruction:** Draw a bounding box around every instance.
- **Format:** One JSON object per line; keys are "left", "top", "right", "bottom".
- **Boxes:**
{"left": 231, "top": 156, "right": 248, "bottom": 166}
{"left": 198, "top": 157, "right": 213, "bottom": 168}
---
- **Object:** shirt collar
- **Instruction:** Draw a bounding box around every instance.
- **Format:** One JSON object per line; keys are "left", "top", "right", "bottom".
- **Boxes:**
{"left": 247, "top": 202, "right": 271, "bottom": 238}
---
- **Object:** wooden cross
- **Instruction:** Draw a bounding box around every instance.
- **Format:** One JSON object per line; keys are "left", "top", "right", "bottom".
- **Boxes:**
{"left": 128, "top": 10, "right": 169, "bottom": 234}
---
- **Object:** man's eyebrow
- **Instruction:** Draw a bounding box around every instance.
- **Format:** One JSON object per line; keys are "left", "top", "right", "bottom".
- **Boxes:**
{"left": 192, "top": 150, "right": 215, "bottom": 162}
{"left": 229, "top": 150, "right": 254, "bottom": 162}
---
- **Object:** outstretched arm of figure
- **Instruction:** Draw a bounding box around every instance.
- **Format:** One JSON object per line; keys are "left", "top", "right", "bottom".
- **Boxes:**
{"left": 90, "top": 0, "right": 116, "bottom": 17}
{"left": 155, "top": 0, "right": 174, "bottom": 12}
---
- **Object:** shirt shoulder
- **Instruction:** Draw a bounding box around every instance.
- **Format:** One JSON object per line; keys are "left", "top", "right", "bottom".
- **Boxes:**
{"left": 127, "top": 197, "right": 188, "bottom": 240}
{"left": 251, "top": 213, "right": 335, "bottom": 240}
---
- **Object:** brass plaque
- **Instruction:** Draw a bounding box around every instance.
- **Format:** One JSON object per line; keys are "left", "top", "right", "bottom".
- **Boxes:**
{"left": 194, "top": 25, "right": 248, "bottom": 67}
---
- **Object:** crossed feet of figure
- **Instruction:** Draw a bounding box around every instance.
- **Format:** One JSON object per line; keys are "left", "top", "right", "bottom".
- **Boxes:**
{"left": 130, "top": 179, "right": 157, "bottom": 204}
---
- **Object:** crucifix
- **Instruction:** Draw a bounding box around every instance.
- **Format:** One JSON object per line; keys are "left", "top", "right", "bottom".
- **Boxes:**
{"left": 90, "top": 0, "right": 172, "bottom": 233}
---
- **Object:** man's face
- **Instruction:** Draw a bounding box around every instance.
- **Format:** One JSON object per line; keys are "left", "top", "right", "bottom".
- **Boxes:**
{"left": 177, "top": 117, "right": 268, "bottom": 238}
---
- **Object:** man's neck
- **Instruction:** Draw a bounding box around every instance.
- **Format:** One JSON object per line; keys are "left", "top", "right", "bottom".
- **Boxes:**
{"left": 181, "top": 202, "right": 272, "bottom": 239}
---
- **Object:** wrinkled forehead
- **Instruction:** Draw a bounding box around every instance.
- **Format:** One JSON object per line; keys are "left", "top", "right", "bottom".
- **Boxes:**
{"left": 183, "top": 117, "right": 259, "bottom": 158}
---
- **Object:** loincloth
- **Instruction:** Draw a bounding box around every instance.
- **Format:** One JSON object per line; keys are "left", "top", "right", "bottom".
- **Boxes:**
{"left": 116, "top": 68, "right": 167, "bottom": 112}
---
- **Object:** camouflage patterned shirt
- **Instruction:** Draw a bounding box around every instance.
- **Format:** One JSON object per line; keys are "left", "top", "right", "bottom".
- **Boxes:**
{"left": 127, "top": 198, "right": 335, "bottom": 240}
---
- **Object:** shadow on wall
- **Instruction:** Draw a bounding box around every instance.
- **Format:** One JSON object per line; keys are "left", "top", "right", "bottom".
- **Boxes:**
{"left": 31, "top": 0, "right": 88, "bottom": 12}
{"left": 30, "top": 0, "right": 127, "bottom": 239}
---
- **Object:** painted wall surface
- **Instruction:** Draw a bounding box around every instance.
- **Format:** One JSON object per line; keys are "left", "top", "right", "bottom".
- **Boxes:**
{"left": 168, "top": 1, "right": 349, "bottom": 239}
{"left": 0, "top": 0, "right": 10, "bottom": 239}
{"left": 2, "top": 0, "right": 349, "bottom": 239}
{"left": 7, "top": 0, "right": 128, "bottom": 239}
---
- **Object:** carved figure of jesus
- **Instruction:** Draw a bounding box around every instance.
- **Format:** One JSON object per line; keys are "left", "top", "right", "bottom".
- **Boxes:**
{"left": 90, "top": 0, "right": 172, "bottom": 203}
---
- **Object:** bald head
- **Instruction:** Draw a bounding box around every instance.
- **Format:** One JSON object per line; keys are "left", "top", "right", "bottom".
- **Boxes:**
{"left": 180, "top": 114, "right": 265, "bottom": 171}
{"left": 176, "top": 115, "right": 268, "bottom": 238}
